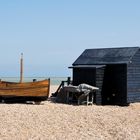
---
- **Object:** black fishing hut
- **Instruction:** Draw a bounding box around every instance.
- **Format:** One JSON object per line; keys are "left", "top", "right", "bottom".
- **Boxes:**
{"left": 69, "top": 47, "right": 140, "bottom": 105}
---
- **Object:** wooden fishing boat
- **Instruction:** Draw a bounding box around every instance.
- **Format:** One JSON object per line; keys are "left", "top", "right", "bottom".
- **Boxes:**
{"left": 0, "top": 54, "right": 50, "bottom": 103}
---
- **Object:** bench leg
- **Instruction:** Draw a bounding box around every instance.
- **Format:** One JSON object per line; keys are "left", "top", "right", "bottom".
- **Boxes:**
{"left": 66, "top": 92, "right": 69, "bottom": 104}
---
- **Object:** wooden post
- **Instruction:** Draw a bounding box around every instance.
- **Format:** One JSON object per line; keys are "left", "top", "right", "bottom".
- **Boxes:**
{"left": 20, "top": 53, "right": 23, "bottom": 83}
{"left": 67, "top": 77, "right": 71, "bottom": 85}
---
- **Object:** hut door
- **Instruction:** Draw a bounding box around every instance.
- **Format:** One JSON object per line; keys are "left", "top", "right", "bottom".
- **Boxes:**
{"left": 102, "top": 64, "right": 127, "bottom": 105}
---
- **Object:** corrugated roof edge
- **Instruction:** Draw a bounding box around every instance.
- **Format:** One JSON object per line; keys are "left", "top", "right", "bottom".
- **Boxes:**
{"left": 69, "top": 65, "right": 106, "bottom": 69}
{"left": 85, "top": 46, "right": 140, "bottom": 51}
{"left": 72, "top": 47, "right": 140, "bottom": 65}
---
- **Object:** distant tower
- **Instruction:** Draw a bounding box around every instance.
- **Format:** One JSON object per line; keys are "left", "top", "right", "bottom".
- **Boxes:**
{"left": 20, "top": 53, "right": 23, "bottom": 83}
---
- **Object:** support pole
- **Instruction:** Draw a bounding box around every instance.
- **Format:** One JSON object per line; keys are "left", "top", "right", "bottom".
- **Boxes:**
{"left": 20, "top": 53, "right": 23, "bottom": 83}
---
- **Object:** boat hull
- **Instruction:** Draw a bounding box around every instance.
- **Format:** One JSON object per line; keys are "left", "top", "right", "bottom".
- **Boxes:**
{"left": 0, "top": 79, "right": 50, "bottom": 102}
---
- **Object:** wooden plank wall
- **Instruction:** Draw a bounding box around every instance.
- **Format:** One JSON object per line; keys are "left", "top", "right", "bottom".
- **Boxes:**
{"left": 127, "top": 50, "right": 140, "bottom": 103}
{"left": 95, "top": 67, "right": 105, "bottom": 105}
{"left": 73, "top": 69, "right": 96, "bottom": 86}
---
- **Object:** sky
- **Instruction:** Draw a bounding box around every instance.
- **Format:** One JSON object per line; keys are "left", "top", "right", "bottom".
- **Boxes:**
{"left": 0, "top": 0, "right": 140, "bottom": 77}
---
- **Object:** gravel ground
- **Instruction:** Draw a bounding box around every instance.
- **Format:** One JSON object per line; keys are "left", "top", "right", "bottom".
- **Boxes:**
{"left": 0, "top": 86, "right": 139, "bottom": 140}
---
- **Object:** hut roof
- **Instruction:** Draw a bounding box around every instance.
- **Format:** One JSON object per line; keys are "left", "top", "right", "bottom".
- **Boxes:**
{"left": 73, "top": 47, "right": 140, "bottom": 65}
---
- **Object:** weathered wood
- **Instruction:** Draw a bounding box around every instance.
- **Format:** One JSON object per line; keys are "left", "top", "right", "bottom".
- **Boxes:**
{"left": 96, "top": 67, "right": 105, "bottom": 105}
{"left": 0, "top": 79, "right": 50, "bottom": 98}
{"left": 20, "top": 53, "right": 23, "bottom": 83}
{"left": 127, "top": 49, "right": 140, "bottom": 103}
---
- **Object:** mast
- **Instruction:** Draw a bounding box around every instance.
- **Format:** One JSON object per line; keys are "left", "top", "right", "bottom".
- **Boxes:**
{"left": 20, "top": 53, "right": 23, "bottom": 83}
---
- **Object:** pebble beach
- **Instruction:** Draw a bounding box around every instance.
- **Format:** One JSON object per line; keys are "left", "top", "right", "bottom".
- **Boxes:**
{"left": 0, "top": 85, "right": 139, "bottom": 140}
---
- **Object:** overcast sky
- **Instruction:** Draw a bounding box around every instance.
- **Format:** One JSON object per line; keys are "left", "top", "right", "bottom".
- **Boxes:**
{"left": 0, "top": 0, "right": 140, "bottom": 77}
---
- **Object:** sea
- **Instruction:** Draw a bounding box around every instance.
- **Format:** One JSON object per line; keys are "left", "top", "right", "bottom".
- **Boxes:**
{"left": 0, "top": 77, "right": 68, "bottom": 85}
